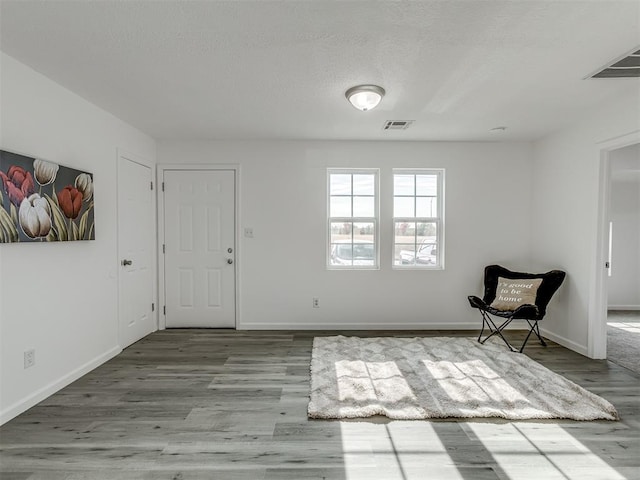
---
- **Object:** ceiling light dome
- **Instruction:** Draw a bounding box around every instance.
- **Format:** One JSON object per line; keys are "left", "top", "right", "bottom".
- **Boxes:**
{"left": 345, "top": 85, "right": 385, "bottom": 111}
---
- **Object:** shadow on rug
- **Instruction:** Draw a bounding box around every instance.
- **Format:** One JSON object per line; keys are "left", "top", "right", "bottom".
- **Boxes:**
{"left": 308, "top": 336, "right": 618, "bottom": 421}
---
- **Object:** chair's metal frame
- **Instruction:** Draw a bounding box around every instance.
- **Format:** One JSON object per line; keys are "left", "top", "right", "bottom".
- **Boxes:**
{"left": 468, "top": 264, "right": 566, "bottom": 353}
{"left": 477, "top": 309, "right": 546, "bottom": 353}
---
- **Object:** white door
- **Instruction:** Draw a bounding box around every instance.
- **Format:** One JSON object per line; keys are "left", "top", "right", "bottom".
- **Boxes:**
{"left": 163, "top": 170, "right": 236, "bottom": 328}
{"left": 118, "top": 155, "right": 155, "bottom": 348}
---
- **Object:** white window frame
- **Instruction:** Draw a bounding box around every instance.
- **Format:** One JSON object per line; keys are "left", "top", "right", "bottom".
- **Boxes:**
{"left": 327, "top": 168, "right": 380, "bottom": 270}
{"left": 392, "top": 168, "right": 445, "bottom": 270}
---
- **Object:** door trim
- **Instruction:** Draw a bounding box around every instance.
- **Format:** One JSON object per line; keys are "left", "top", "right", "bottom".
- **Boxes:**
{"left": 591, "top": 130, "right": 640, "bottom": 358}
{"left": 117, "top": 149, "right": 158, "bottom": 347}
{"left": 157, "top": 164, "right": 240, "bottom": 330}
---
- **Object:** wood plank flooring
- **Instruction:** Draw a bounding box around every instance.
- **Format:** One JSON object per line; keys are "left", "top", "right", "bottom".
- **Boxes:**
{"left": 1, "top": 329, "right": 639, "bottom": 480}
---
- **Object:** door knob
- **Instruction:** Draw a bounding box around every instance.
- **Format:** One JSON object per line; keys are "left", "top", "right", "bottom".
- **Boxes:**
{"left": 227, "top": 258, "right": 233, "bottom": 264}
{"left": 121, "top": 259, "right": 133, "bottom": 266}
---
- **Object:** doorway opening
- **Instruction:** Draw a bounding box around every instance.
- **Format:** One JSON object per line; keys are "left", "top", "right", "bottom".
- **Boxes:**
{"left": 606, "top": 143, "right": 640, "bottom": 373}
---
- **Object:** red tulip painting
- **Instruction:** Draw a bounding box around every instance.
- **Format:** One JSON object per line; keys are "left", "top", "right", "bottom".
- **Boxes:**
{"left": 0, "top": 166, "right": 35, "bottom": 207}
{"left": 57, "top": 186, "right": 83, "bottom": 219}
{"left": 0, "top": 149, "right": 95, "bottom": 243}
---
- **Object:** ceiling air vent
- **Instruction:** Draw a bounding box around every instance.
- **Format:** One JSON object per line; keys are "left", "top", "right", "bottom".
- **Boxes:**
{"left": 383, "top": 120, "right": 414, "bottom": 131}
{"left": 590, "top": 47, "right": 640, "bottom": 78}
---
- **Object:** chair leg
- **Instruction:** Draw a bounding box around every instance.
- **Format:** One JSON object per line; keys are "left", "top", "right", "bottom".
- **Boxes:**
{"left": 518, "top": 320, "right": 546, "bottom": 353}
{"left": 534, "top": 322, "right": 547, "bottom": 347}
{"left": 477, "top": 312, "right": 547, "bottom": 353}
{"left": 477, "top": 311, "right": 487, "bottom": 343}
{"left": 477, "top": 311, "right": 516, "bottom": 352}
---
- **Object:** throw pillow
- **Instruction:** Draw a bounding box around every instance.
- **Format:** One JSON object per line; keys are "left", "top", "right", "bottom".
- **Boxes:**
{"left": 490, "top": 277, "right": 542, "bottom": 311}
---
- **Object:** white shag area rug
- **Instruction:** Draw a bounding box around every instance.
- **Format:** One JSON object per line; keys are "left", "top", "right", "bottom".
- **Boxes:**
{"left": 308, "top": 336, "right": 619, "bottom": 421}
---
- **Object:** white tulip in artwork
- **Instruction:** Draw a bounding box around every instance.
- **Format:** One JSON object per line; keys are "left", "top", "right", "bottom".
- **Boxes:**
{"left": 33, "top": 158, "right": 59, "bottom": 186}
{"left": 18, "top": 193, "right": 52, "bottom": 238}
{"left": 75, "top": 172, "right": 93, "bottom": 202}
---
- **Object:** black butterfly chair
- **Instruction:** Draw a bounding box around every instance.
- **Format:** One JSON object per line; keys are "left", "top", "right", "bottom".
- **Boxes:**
{"left": 468, "top": 264, "right": 566, "bottom": 353}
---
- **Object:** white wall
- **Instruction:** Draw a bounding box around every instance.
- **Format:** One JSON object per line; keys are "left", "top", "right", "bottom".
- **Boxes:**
{"left": 159, "top": 140, "right": 533, "bottom": 329}
{"left": 531, "top": 87, "right": 640, "bottom": 356}
{"left": 0, "top": 53, "right": 156, "bottom": 424}
{"left": 609, "top": 144, "right": 640, "bottom": 308}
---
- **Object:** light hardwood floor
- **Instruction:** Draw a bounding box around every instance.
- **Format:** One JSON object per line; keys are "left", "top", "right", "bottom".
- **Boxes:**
{"left": 1, "top": 329, "right": 639, "bottom": 480}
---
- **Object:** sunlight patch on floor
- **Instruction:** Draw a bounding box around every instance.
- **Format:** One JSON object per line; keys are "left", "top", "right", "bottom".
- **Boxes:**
{"left": 466, "top": 422, "right": 627, "bottom": 480}
{"left": 608, "top": 322, "right": 640, "bottom": 333}
{"left": 340, "top": 421, "right": 466, "bottom": 480}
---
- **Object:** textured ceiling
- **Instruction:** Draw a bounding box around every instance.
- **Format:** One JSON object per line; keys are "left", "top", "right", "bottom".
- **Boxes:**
{"left": 1, "top": 0, "right": 639, "bottom": 141}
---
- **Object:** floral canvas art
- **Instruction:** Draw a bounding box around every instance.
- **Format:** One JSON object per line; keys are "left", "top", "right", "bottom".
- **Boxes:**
{"left": 0, "top": 150, "right": 94, "bottom": 243}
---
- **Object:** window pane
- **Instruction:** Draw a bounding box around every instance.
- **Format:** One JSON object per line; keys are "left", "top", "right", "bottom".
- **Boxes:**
{"left": 353, "top": 222, "right": 375, "bottom": 243}
{"left": 330, "top": 196, "right": 351, "bottom": 217}
{"left": 330, "top": 174, "right": 351, "bottom": 195}
{"left": 394, "top": 222, "right": 415, "bottom": 244}
{"left": 330, "top": 221, "right": 352, "bottom": 243}
{"left": 353, "top": 196, "right": 374, "bottom": 217}
{"left": 394, "top": 174, "right": 414, "bottom": 195}
{"left": 352, "top": 243, "right": 375, "bottom": 266}
{"left": 416, "top": 175, "right": 437, "bottom": 196}
{"left": 353, "top": 174, "right": 375, "bottom": 195}
{"left": 417, "top": 222, "right": 437, "bottom": 242}
{"left": 396, "top": 244, "right": 415, "bottom": 266}
{"left": 330, "top": 243, "right": 352, "bottom": 266}
{"left": 415, "top": 241, "right": 437, "bottom": 265}
{"left": 394, "top": 197, "right": 414, "bottom": 217}
{"left": 416, "top": 197, "right": 437, "bottom": 217}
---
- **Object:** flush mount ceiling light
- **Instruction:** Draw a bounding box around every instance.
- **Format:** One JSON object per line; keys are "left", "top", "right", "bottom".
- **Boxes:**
{"left": 345, "top": 85, "right": 385, "bottom": 111}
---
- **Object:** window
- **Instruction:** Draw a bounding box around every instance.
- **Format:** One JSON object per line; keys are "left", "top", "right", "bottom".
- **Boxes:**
{"left": 393, "top": 170, "right": 444, "bottom": 268}
{"left": 328, "top": 169, "right": 378, "bottom": 268}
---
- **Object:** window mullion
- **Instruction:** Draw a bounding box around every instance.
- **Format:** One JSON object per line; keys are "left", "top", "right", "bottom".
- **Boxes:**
{"left": 350, "top": 174, "right": 354, "bottom": 218}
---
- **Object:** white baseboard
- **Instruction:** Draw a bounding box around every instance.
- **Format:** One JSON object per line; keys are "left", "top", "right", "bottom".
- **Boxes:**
{"left": 539, "top": 328, "right": 588, "bottom": 356}
{"left": 0, "top": 346, "right": 122, "bottom": 426}
{"left": 608, "top": 305, "right": 640, "bottom": 311}
{"left": 237, "top": 321, "right": 532, "bottom": 331}
{"left": 239, "top": 322, "right": 480, "bottom": 330}
{"left": 238, "top": 322, "right": 586, "bottom": 357}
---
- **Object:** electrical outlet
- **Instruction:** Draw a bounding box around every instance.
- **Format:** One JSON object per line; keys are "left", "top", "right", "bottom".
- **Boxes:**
{"left": 313, "top": 297, "right": 320, "bottom": 308}
{"left": 24, "top": 349, "right": 35, "bottom": 369}
{"left": 244, "top": 227, "right": 254, "bottom": 238}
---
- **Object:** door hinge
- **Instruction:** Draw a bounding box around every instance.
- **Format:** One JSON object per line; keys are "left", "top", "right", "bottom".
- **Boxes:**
{"left": 162, "top": 182, "right": 165, "bottom": 191}
{"left": 150, "top": 181, "right": 153, "bottom": 190}
{"left": 163, "top": 244, "right": 165, "bottom": 254}
{"left": 152, "top": 303, "right": 155, "bottom": 312}
{"left": 163, "top": 306, "right": 166, "bottom": 315}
